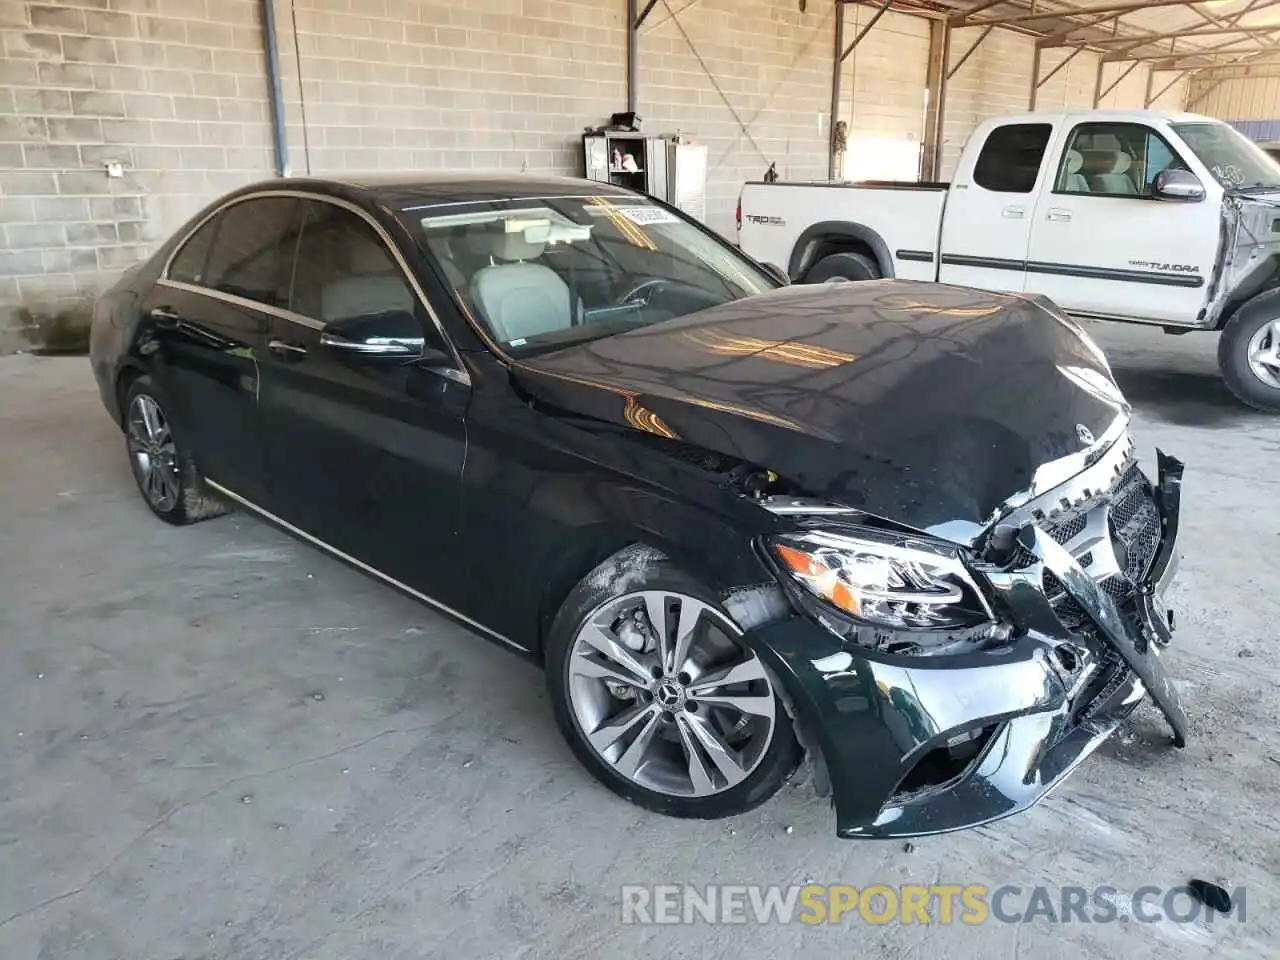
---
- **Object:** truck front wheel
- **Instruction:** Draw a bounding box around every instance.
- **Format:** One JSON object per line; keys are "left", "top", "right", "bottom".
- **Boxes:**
{"left": 1219, "top": 298, "right": 1280, "bottom": 413}
{"left": 804, "top": 251, "right": 881, "bottom": 284}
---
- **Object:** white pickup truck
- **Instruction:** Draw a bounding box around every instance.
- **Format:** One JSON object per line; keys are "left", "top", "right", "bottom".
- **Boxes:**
{"left": 737, "top": 109, "right": 1280, "bottom": 412}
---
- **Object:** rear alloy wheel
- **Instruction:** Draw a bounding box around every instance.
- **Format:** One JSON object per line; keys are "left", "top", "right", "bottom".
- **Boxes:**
{"left": 1219, "top": 306, "right": 1280, "bottom": 413}
{"left": 547, "top": 553, "right": 800, "bottom": 819}
{"left": 122, "top": 376, "right": 228, "bottom": 525}
{"left": 804, "top": 251, "right": 881, "bottom": 284}
{"left": 127, "top": 392, "right": 181, "bottom": 515}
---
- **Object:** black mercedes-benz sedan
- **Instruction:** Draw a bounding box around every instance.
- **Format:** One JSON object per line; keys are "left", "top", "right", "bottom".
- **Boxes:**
{"left": 90, "top": 174, "right": 1188, "bottom": 838}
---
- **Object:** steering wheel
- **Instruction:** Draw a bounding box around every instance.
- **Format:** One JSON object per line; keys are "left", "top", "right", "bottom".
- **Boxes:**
{"left": 616, "top": 278, "right": 668, "bottom": 309}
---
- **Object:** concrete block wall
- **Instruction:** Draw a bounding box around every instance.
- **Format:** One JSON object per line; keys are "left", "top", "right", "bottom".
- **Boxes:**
{"left": 273, "top": 0, "right": 624, "bottom": 179}
{"left": 1035, "top": 47, "right": 1101, "bottom": 112}
{"left": 0, "top": 0, "right": 1199, "bottom": 348}
{"left": 0, "top": 0, "right": 276, "bottom": 348}
{"left": 635, "top": 0, "right": 833, "bottom": 235}
{"left": 277, "top": 0, "right": 834, "bottom": 236}
{"left": 1, "top": 0, "right": 840, "bottom": 344}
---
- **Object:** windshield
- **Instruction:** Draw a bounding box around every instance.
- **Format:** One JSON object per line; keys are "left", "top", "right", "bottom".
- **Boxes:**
{"left": 407, "top": 196, "right": 776, "bottom": 356}
{"left": 1171, "top": 122, "right": 1280, "bottom": 190}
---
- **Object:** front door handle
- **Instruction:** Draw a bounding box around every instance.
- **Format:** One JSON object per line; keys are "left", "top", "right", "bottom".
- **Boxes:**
{"left": 268, "top": 339, "right": 308, "bottom": 359}
{"left": 149, "top": 306, "right": 180, "bottom": 327}
{"left": 1001, "top": 205, "right": 1025, "bottom": 219}
{"left": 1046, "top": 209, "right": 1073, "bottom": 222}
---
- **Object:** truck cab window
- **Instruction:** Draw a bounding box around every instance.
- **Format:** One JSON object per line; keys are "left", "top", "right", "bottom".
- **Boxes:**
{"left": 972, "top": 124, "right": 1052, "bottom": 193}
{"left": 1055, "top": 123, "right": 1187, "bottom": 197}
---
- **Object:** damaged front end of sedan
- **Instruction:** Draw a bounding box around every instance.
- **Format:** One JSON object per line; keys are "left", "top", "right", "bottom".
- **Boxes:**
{"left": 734, "top": 423, "right": 1187, "bottom": 839}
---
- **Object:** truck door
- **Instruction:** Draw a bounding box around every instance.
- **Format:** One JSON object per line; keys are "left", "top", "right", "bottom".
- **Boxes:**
{"left": 1023, "top": 119, "right": 1219, "bottom": 325}
{"left": 938, "top": 121, "right": 1055, "bottom": 292}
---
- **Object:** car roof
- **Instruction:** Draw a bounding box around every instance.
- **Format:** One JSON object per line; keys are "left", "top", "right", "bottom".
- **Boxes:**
{"left": 981, "top": 108, "right": 1215, "bottom": 127}
{"left": 278, "top": 172, "right": 640, "bottom": 211}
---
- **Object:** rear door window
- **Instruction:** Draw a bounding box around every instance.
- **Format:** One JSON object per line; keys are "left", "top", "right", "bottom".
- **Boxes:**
{"left": 973, "top": 123, "right": 1053, "bottom": 193}
{"left": 202, "top": 197, "right": 300, "bottom": 308}
{"left": 168, "top": 217, "right": 219, "bottom": 285}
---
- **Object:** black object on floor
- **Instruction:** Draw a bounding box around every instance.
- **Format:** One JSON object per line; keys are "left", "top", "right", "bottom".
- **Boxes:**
{"left": 1188, "top": 879, "right": 1232, "bottom": 914}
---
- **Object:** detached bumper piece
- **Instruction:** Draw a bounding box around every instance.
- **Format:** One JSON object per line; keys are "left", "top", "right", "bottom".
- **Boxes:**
{"left": 748, "top": 451, "right": 1186, "bottom": 839}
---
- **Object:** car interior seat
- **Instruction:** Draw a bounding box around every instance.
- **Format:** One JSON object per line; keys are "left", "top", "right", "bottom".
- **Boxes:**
{"left": 1062, "top": 149, "right": 1090, "bottom": 192}
{"left": 469, "top": 230, "right": 573, "bottom": 343}
{"left": 319, "top": 233, "right": 416, "bottom": 323}
{"left": 1091, "top": 152, "right": 1138, "bottom": 195}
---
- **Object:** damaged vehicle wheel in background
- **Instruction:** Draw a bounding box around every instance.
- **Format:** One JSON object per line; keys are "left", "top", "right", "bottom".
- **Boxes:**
{"left": 89, "top": 173, "right": 1188, "bottom": 837}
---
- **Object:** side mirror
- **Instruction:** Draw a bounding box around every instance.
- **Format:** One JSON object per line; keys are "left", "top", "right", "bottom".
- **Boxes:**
{"left": 760, "top": 262, "right": 790, "bottom": 285}
{"left": 1151, "top": 169, "right": 1206, "bottom": 203}
{"left": 320, "top": 310, "right": 424, "bottom": 361}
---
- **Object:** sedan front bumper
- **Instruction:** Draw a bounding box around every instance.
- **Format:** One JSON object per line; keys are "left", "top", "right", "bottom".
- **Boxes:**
{"left": 747, "top": 452, "right": 1185, "bottom": 839}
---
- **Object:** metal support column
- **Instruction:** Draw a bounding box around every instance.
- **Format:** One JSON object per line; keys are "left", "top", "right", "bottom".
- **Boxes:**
{"left": 828, "top": 0, "right": 846, "bottom": 179}
{"left": 1029, "top": 44, "right": 1042, "bottom": 109}
{"left": 626, "top": 0, "right": 660, "bottom": 114}
{"left": 261, "top": 0, "right": 288, "bottom": 176}
{"left": 921, "top": 16, "right": 951, "bottom": 182}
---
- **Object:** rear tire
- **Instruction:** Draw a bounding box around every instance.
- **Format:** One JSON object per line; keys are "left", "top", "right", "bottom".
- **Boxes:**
{"left": 1218, "top": 300, "right": 1280, "bottom": 413}
{"left": 122, "top": 375, "right": 229, "bottom": 525}
{"left": 545, "top": 547, "right": 801, "bottom": 820}
{"left": 803, "top": 251, "right": 881, "bottom": 284}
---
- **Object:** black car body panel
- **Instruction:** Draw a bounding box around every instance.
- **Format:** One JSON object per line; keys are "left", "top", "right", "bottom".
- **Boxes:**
{"left": 88, "top": 174, "right": 1186, "bottom": 838}
{"left": 515, "top": 281, "right": 1126, "bottom": 546}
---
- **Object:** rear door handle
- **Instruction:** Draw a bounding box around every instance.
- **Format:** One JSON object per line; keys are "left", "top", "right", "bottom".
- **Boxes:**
{"left": 1001, "top": 205, "right": 1025, "bottom": 219}
{"left": 268, "top": 339, "right": 308, "bottom": 359}
{"left": 149, "top": 306, "right": 180, "bottom": 326}
{"left": 1046, "top": 209, "right": 1073, "bottom": 222}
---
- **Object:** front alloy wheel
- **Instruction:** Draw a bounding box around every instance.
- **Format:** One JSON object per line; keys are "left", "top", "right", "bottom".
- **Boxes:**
{"left": 547, "top": 552, "right": 800, "bottom": 820}
{"left": 568, "top": 592, "right": 776, "bottom": 797}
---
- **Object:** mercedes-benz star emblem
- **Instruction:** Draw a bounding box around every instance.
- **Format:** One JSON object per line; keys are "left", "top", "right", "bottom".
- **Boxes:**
{"left": 654, "top": 681, "right": 684, "bottom": 710}
{"left": 1076, "top": 423, "right": 1095, "bottom": 446}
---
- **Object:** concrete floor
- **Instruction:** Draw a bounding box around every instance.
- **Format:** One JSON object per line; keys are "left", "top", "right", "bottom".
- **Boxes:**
{"left": 1, "top": 322, "right": 1278, "bottom": 960}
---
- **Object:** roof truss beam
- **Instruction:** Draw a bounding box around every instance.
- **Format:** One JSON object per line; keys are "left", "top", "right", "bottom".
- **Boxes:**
{"left": 964, "top": 0, "right": 1203, "bottom": 29}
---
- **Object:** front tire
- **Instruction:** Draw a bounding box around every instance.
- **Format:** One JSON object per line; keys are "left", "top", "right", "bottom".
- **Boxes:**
{"left": 546, "top": 548, "right": 801, "bottom": 820}
{"left": 1219, "top": 300, "right": 1280, "bottom": 413}
{"left": 803, "top": 250, "right": 881, "bottom": 283}
{"left": 122, "top": 375, "right": 228, "bottom": 525}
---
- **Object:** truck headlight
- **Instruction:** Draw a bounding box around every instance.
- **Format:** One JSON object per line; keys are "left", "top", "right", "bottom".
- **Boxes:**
{"left": 768, "top": 528, "right": 992, "bottom": 631}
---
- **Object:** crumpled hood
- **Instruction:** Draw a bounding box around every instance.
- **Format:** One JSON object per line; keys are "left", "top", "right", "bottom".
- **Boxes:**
{"left": 514, "top": 281, "right": 1128, "bottom": 545}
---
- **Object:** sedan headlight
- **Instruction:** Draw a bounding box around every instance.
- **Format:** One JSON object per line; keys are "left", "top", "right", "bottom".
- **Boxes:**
{"left": 768, "top": 528, "right": 992, "bottom": 631}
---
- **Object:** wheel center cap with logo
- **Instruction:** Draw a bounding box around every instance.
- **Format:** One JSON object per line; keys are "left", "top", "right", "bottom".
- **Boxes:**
{"left": 654, "top": 679, "right": 685, "bottom": 711}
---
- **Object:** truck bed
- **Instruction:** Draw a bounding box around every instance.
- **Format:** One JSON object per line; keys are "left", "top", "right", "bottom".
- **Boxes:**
{"left": 738, "top": 180, "right": 946, "bottom": 282}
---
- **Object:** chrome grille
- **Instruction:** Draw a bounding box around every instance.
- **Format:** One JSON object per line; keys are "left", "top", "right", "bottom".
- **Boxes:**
{"left": 1008, "top": 460, "right": 1163, "bottom": 627}
{"left": 1044, "top": 512, "right": 1087, "bottom": 544}
{"left": 1108, "top": 465, "right": 1162, "bottom": 584}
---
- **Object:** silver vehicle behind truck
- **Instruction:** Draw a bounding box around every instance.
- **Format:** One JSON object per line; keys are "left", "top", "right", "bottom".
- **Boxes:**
{"left": 738, "top": 109, "right": 1280, "bottom": 412}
